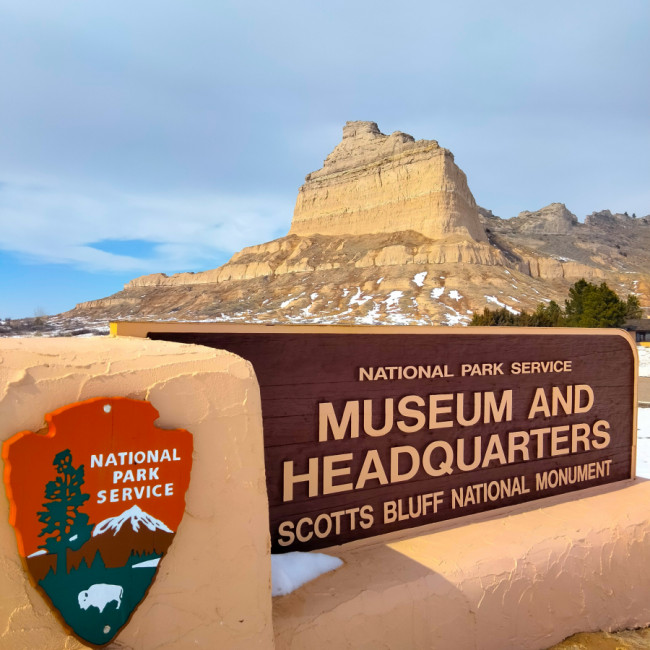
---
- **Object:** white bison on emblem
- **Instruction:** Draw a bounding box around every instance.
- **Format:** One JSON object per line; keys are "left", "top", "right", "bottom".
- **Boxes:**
{"left": 78, "top": 584, "right": 123, "bottom": 613}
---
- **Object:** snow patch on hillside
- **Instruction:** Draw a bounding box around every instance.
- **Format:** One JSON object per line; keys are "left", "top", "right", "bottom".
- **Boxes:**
{"left": 386, "top": 312, "right": 412, "bottom": 325}
{"left": 485, "top": 295, "right": 520, "bottom": 315}
{"left": 385, "top": 291, "right": 403, "bottom": 309}
{"left": 443, "top": 305, "right": 470, "bottom": 326}
{"left": 443, "top": 313, "right": 469, "bottom": 326}
{"left": 349, "top": 287, "right": 372, "bottom": 306}
{"left": 357, "top": 303, "right": 381, "bottom": 324}
{"left": 413, "top": 271, "right": 427, "bottom": 287}
{"left": 280, "top": 296, "right": 296, "bottom": 309}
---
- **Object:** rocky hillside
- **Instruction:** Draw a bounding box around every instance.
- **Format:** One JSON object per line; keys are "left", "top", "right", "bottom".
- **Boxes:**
{"left": 481, "top": 204, "right": 650, "bottom": 276}
{"left": 8, "top": 121, "right": 649, "bottom": 334}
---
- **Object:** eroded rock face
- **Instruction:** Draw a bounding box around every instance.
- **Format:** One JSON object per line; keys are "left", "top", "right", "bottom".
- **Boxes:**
{"left": 482, "top": 204, "right": 650, "bottom": 277}
{"left": 509, "top": 203, "right": 578, "bottom": 235}
{"left": 49, "top": 121, "right": 649, "bottom": 330}
{"left": 290, "top": 121, "right": 488, "bottom": 242}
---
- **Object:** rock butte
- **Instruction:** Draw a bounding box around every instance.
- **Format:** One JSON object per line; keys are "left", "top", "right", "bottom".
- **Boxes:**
{"left": 290, "top": 121, "right": 488, "bottom": 243}
{"left": 56, "top": 121, "right": 649, "bottom": 328}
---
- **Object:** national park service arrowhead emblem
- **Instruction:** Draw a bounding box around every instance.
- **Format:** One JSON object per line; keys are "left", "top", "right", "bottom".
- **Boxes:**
{"left": 2, "top": 397, "right": 193, "bottom": 646}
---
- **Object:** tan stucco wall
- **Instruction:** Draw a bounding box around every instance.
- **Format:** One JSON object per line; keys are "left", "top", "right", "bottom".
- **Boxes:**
{"left": 0, "top": 337, "right": 273, "bottom": 650}
{"left": 273, "top": 480, "right": 650, "bottom": 650}
{"left": 2, "top": 336, "right": 648, "bottom": 650}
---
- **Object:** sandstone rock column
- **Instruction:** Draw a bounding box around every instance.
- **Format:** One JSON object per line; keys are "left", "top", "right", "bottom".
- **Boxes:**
{"left": 290, "top": 121, "right": 487, "bottom": 242}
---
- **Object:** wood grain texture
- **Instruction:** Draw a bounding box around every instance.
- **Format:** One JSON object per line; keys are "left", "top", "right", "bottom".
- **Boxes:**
{"left": 147, "top": 330, "right": 636, "bottom": 552}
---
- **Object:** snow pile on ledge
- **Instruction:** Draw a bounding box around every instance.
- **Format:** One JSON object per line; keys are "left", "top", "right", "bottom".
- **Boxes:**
{"left": 271, "top": 552, "right": 343, "bottom": 597}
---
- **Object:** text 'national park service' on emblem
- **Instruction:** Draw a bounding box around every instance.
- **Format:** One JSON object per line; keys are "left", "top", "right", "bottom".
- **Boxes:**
{"left": 2, "top": 397, "right": 193, "bottom": 646}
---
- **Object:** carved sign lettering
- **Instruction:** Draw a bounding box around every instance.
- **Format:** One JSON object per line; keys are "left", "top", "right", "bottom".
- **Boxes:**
{"left": 114, "top": 324, "right": 636, "bottom": 553}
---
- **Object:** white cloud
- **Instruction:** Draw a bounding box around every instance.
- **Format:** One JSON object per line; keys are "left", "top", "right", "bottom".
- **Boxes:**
{"left": 0, "top": 177, "right": 292, "bottom": 273}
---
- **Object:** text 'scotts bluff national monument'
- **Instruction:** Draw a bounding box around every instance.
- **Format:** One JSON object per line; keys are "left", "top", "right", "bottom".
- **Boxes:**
{"left": 62, "top": 121, "right": 650, "bottom": 327}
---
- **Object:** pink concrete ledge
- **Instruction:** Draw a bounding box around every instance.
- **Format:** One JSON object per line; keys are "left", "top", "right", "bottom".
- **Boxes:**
{"left": 273, "top": 480, "right": 650, "bottom": 650}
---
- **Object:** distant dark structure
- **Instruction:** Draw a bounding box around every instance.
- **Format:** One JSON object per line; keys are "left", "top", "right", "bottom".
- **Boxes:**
{"left": 624, "top": 319, "right": 650, "bottom": 343}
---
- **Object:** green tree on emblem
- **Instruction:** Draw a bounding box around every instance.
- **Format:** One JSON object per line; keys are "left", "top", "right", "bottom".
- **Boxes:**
{"left": 37, "top": 449, "right": 93, "bottom": 574}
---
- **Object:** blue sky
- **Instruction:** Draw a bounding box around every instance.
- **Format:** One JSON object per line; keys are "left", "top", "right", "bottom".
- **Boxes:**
{"left": 1, "top": 1, "right": 648, "bottom": 318}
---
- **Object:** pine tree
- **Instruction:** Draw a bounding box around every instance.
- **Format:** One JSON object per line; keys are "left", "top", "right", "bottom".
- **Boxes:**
{"left": 563, "top": 279, "right": 589, "bottom": 326}
{"left": 626, "top": 294, "right": 642, "bottom": 320}
{"left": 37, "top": 449, "right": 93, "bottom": 574}
{"left": 470, "top": 280, "right": 639, "bottom": 328}
{"left": 564, "top": 280, "right": 627, "bottom": 327}
{"left": 470, "top": 306, "right": 521, "bottom": 326}
{"left": 528, "top": 300, "right": 565, "bottom": 327}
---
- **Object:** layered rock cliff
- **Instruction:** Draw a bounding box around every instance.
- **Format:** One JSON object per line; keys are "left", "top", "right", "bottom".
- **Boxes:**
{"left": 55, "top": 121, "right": 648, "bottom": 329}
{"left": 290, "top": 121, "right": 487, "bottom": 242}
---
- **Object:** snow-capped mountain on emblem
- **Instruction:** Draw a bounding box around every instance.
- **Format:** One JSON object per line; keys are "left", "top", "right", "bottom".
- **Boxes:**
{"left": 69, "top": 503, "right": 176, "bottom": 570}
{"left": 93, "top": 505, "right": 173, "bottom": 537}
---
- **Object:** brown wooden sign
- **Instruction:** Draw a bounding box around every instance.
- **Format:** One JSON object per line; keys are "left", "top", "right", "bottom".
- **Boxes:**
{"left": 112, "top": 323, "right": 637, "bottom": 553}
